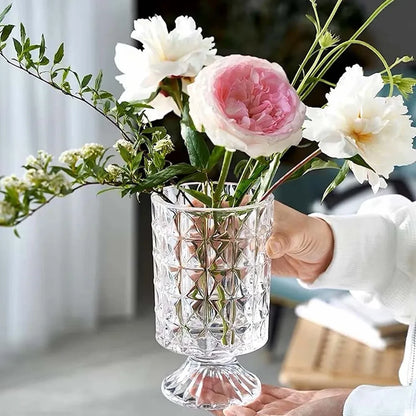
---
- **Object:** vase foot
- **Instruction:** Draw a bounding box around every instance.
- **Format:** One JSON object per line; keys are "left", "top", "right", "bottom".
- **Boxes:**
{"left": 161, "top": 356, "right": 261, "bottom": 410}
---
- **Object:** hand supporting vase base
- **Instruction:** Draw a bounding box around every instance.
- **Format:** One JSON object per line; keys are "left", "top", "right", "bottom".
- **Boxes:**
{"left": 161, "top": 356, "right": 261, "bottom": 410}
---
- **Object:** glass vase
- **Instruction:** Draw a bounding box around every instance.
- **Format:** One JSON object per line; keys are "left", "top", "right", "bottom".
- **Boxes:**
{"left": 151, "top": 183, "right": 274, "bottom": 410}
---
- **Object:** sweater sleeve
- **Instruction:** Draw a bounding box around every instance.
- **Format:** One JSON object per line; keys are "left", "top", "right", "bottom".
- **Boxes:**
{"left": 304, "top": 194, "right": 416, "bottom": 323}
{"left": 343, "top": 384, "right": 416, "bottom": 416}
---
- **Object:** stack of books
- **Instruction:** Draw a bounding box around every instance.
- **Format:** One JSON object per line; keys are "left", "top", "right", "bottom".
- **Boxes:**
{"left": 295, "top": 293, "right": 407, "bottom": 350}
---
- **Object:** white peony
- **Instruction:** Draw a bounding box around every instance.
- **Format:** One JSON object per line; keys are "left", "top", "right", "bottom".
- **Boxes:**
{"left": 115, "top": 15, "right": 216, "bottom": 121}
{"left": 303, "top": 65, "right": 416, "bottom": 192}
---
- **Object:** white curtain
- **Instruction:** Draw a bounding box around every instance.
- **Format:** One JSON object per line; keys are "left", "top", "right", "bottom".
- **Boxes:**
{"left": 0, "top": 0, "right": 135, "bottom": 356}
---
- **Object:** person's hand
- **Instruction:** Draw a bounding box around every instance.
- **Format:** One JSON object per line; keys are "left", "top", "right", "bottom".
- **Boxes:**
{"left": 266, "top": 201, "right": 334, "bottom": 284}
{"left": 211, "top": 384, "right": 352, "bottom": 416}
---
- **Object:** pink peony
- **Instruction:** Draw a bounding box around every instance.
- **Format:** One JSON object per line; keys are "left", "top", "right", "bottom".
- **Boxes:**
{"left": 188, "top": 55, "right": 305, "bottom": 158}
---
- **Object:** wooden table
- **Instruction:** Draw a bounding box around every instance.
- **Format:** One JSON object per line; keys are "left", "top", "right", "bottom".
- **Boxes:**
{"left": 279, "top": 318, "right": 404, "bottom": 389}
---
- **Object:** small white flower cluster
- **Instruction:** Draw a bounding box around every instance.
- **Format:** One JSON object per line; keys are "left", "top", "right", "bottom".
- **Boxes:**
{"left": 59, "top": 149, "right": 81, "bottom": 166}
{"left": 0, "top": 174, "right": 27, "bottom": 192}
{"left": 25, "top": 150, "right": 53, "bottom": 169}
{"left": 0, "top": 200, "right": 16, "bottom": 225}
{"left": 113, "top": 139, "right": 135, "bottom": 154}
{"left": 153, "top": 137, "right": 174, "bottom": 155}
{"left": 23, "top": 168, "right": 70, "bottom": 195}
{"left": 105, "top": 164, "right": 123, "bottom": 180}
{"left": 0, "top": 168, "right": 70, "bottom": 200}
{"left": 48, "top": 172, "right": 71, "bottom": 195}
{"left": 80, "top": 143, "right": 105, "bottom": 160}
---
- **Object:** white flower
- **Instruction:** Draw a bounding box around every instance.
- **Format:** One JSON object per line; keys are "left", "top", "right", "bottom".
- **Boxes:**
{"left": 113, "top": 139, "right": 135, "bottom": 154}
{"left": 105, "top": 164, "right": 123, "bottom": 179}
{"left": 0, "top": 201, "right": 16, "bottom": 225}
{"left": 25, "top": 155, "right": 37, "bottom": 167}
{"left": 80, "top": 143, "right": 105, "bottom": 160}
{"left": 303, "top": 64, "right": 416, "bottom": 192}
{"left": 48, "top": 173, "right": 70, "bottom": 195}
{"left": 153, "top": 136, "right": 174, "bottom": 155}
{"left": 0, "top": 175, "right": 27, "bottom": 192}
{"left": 36, "top": 150, "right": 53, "bottom": 166}
{"left": 59, "top": 149, "right": 81, "bottom": 166}
{"left": 114, "top": 15, "right": 216, "bottom": 120}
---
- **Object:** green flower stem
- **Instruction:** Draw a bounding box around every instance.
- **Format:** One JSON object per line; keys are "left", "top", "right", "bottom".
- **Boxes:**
{"left": 292, "top": 0, "right": 344, "bottom": 87}
{"left": 296, "top": 48, "right": 325, "bottom": 94}
{"left": 299, "top": 0, "right": 395, "bottom": 98}
{"left": 255, "top": 152, "right": 282, "bottom": 202}
{"left": 231, "top": 158, "right": 253, "bottom": 206}
{"left": 261, "top": 149, "right": 322, "bottom": 201}
{"left": 300, "top": 39, "right": 395, "bottom": 101}
{"left": 213, "top": 150, "right": 233, "bottom": 207}
{"left": 240, "top": 158, "right": 254, "bottom": 181}
{"left": 11, "top": 181, "right": 101, "bottom": 226}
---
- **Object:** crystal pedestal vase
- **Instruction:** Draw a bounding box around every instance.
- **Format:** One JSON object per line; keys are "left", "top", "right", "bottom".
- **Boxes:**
{"left": 151, "top": 184, "right": 274, "bottom": 410}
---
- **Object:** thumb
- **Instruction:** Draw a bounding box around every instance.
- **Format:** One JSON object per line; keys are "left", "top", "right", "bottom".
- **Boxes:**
{"left": 266, "top": 233, "right": 290, "bottom": 259}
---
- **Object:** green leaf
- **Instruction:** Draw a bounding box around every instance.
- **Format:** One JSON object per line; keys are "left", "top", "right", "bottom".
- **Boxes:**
{"left": 131, "top": 151, "right": 144, "bottom": 170}
{"left": 0, "top": 24, "right": 14, "bottom": 42}
{"left": 96, "top": 187, "right": 121, "bottom": 196}
{"left": 13, "top": 38, "right": 22, "bottom": 55}
{"left": 0, "top": 4, "right": 12, "bottom": 24}
{"left": 61, "top": 66, "right": 70, "bottom": 83}
{"left": 347, "top": 154, "right": 374, "bottom": 171}
{"left": 98, "top": 91, "right": 112, "bottom": 99}
{"left": 94, "top": 70, "right": 103, "bottom": 90}
{"left": 81, "top": 74, "right": 92, "bottom": 88}
{"left": 207, "top": 146, "right": 225, "bottom": 172}
{"left": 321, "top": 161, "right": 349, "bottom": 202}
{"left": 13, "top": 227, "right": 20, "bottom": 238}
{"left": 180, "top": 188, "right": 212, "bottom": 207}
{"left": 39, "top": 56, "right": 49, "bottom": 66}
{"left": 305, "top": 14, "right": 318, "bottom": 31}
{"left": 103, "top": 100, "right": 111, "bottom": 113}
{"left": 177, "top": 171, "right": 207, "bottom": 185}
{"left": 286, "top": 158, "right": 340, "bottom": 181}
{"left": 39, "top": 34, "right": 45, "bottom": 59}
{"left": 19, "top": 23, "right": 26, "bottom": 42}
{"left": 180, "top": 121, "right": 210, "bottom": 170}
{"left": 139, "top": 163, "right": 196, "bottom": 190}
{"left": 233, "top": 163, "right": 269, "bottom": 206}
{"left": 53, "top": 43, "right": 64, "bottom": 64}
{"left": 118, "top": 145, "right": 132, "bottom": 164}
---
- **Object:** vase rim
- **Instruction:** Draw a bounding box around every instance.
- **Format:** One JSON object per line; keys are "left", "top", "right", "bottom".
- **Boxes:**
{"left": 150, "top": 182, "right": 274, "bottom": 212}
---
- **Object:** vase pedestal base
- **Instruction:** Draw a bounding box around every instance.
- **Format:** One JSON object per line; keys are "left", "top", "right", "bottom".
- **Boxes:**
{"left": 161, "top": 356, "right": 261, "bottom": 410}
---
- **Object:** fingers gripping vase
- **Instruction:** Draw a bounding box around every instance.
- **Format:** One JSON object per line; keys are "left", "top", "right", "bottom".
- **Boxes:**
{"left": 151, "top": 184, "right": 274, "bottom": 410}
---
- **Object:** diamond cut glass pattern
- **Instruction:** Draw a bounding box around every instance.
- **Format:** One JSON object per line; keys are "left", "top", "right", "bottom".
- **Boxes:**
{"left": 151, "top": 184, "right": 274, "bottom": 410}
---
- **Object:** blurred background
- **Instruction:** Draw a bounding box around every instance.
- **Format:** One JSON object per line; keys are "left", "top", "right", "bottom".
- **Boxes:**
{"left": 0, "top": 0, "right": 414, "bottom": 414}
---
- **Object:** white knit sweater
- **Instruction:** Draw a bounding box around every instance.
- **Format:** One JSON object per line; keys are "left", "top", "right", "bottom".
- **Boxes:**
{"left": 308, "top": 194, "right": 416, "bottom": 415}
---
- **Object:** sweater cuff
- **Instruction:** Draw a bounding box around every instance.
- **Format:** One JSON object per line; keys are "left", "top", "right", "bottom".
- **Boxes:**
{"left": 343, "top": 385, "right": 415, "bottom": 416}
{"left": 304, "top": 213, "right": 397, "bottom": 293}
